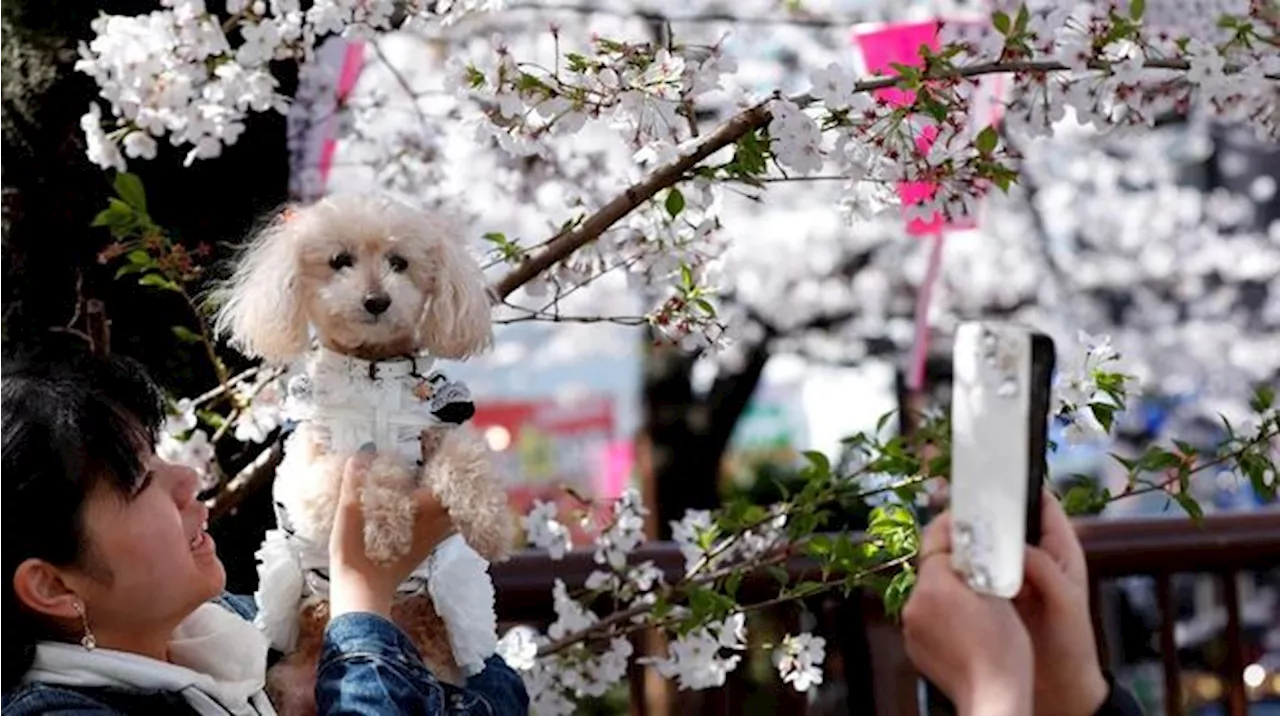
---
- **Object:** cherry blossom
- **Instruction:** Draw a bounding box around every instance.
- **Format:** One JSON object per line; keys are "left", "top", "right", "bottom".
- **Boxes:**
{"left": 774, "top": 633, "right": 827, "bottom": 692}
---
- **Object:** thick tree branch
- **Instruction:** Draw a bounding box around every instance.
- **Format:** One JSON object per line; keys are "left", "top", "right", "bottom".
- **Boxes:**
{"left": 488, "top": 57, "right": 1219, "bottom": 301}
{"left": 490, "top": 101, "right": 773, "bottom": 300}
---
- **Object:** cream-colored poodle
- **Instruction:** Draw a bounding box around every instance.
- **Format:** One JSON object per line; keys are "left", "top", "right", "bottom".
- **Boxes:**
{"left": 214, "top": 194, "right": 512, "bottom": 715}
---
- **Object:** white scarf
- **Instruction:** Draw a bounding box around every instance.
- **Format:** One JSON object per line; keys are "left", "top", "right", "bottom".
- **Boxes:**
{"left": 25, "top": 603, "right": 277, "bottom": 716}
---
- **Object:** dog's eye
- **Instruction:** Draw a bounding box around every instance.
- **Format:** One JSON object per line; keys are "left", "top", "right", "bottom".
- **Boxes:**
{"left": 387, "top": 254, "right": 409, "bottom": 273}
{"left": 329, "top": 252, "right": 354, "bottom": 271}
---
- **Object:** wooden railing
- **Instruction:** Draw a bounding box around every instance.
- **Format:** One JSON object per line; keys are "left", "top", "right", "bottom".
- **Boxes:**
{"left": 492, "top": 510, "right": 1280, "bottom": 716}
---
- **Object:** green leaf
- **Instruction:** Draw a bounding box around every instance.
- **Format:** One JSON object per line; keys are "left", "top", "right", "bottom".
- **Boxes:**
{"left": 1062, "top": 482, "right": 1110, "bottom": 516}
{"left": 806, "top": 534, "right": 833, "bottom": 558}
{"left": 1137, "top": 446, "right": 1182, "bottom": 472}
{"left": 766, "top": 565, "right": 791, "bottom": 587}
{"left": 115, "top": 263, "right": 146, "bottom": 279}
{"left": 724, "top": 571, "right": 743, "bottom": 597}
{"left": 802, "top": 450, "right": 831, "bottom": 478}
{"left": 1172, "top": 492, "right": 1203, "bottom": 523}
{"left": 694, "top": 298, "right": 716, "bottom": 317}
{"left": 113, "top": 172, "right": 147, "bottom": 213}
{"left": 992, "top": 10, "right": 1011, "bottom": 34}
{"left": 679, "top": 263, "right": 693, "bottom": 289}
{"left": 975, "top": 126, "right": 999, "bottom": 155}
{"left": 91, "top": 198, "right": 135, "bottom": 233}
{"left": 664, "top": 188, "right": 685, "bottom": 218}
{"left": 1173, "top": 440, "right": 1198, "bottom": 458}
{"left": 482, "top": 231, "right": 507, "bottom": 244}
{"left": 1014, "top": 3, "right": 1030, "bottom": 33}
{"left": 198, "top": 410, "right": 226, "bottom": 430}
{"left": 171, "top": 325, "right": 202, "bottom": 343}
{"left": 883, "top": 567, "right": 916, "bottom": 617}
{"left": 875, "top": 411, "right": 895, "bottom": 434}
{"left": 138, "top": 273, "right": 180, "bottom": 292}
{"left": 1250, "top": 385, "right": 1275, "bottom": 413}
{"left": 1090, "top": 402, "right": 1117, "bottom": 433}
{"left": 1130, "top": 0, "right": 1145, "bottom": 20}
{"left": 1110, "top": 453, "right": 1138, "bottom": 472}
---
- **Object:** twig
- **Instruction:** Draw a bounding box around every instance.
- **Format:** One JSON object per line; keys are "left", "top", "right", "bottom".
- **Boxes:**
{"left": 86, "top": 300, "right": 111, "bottom": 356}
{"left": 370, "top": 40, "right": 431, "bottom": 127}
{"left": 206, "top": 438, "right": 286, "bottom": 520}
{"left": 188, "top": 366, "right": 262, "bottom": 408}
{"left": 494, "top": 312, "right": 649, "bottom": 325}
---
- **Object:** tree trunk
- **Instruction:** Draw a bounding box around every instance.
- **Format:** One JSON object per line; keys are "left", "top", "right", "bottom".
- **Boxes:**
{"left": 640, "top": 335, "right": 772, "bottom": 539}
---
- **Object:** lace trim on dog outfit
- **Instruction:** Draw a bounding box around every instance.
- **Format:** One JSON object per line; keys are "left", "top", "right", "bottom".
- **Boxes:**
{"left": 255, "top": 348, "right": 496, "bottom": 676}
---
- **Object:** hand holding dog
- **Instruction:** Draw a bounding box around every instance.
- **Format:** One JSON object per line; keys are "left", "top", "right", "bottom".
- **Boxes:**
{"left": 329, "top": 447, "right": 455, "bottom": 620}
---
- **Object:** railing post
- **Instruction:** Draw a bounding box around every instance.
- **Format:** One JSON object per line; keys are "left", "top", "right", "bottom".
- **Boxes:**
{"left": 1155, "top": 573, "right": 1184, "bottom": 716}
{"left": 1219, "top": 571, "right": 1248, "bottom": 716}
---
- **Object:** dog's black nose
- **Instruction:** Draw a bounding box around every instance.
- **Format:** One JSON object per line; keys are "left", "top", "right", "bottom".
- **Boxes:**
{"left": 363, "top": 292, "right": 391, "bottom": 315}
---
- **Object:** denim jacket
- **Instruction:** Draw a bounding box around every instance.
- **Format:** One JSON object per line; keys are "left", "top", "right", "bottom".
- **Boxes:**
{"left": 2, "top": 593, "right": 529, "bottom": 716}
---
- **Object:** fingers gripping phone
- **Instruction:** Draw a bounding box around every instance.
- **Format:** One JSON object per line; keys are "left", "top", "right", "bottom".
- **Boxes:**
{"left": 949, "top": 322, "right": 1056, "bottom": 599}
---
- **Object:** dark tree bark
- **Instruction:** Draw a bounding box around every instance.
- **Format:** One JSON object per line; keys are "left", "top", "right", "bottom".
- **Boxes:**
{"left": 641, "top": 337, "right": 773, "bottom": 539}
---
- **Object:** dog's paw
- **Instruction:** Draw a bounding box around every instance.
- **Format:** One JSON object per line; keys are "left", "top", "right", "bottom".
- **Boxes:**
{"left": 360, "top": 484, "right": 415, "bottom": 564}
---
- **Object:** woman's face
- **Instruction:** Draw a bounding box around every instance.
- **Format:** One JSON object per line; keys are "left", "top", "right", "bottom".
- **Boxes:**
{"left": 75, "top": 453, "right": 226, "bottom": 641}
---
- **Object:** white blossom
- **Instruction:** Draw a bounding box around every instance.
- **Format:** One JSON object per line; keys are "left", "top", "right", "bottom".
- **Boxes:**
{"left": 593, "top": 488, "right": 648, "bottom": 570}
{"left": 641, "top": 613, "right": 746, "bottom": 690}
{"left": 774, "top": 633, "right": 827, "bottom": 692}
{"left": 157, "top": 427, "right": 215, "bottom": 480}
{"left": 521, "top": 500, "right": 573, "bottom": 559}
{"left": 496, "top": 625, "right": 539, "bottom": 671}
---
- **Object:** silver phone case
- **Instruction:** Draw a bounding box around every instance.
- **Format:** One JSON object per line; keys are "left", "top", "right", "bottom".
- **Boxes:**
{"left": 949, "top": 322, "right": 1052, "bottom": 598}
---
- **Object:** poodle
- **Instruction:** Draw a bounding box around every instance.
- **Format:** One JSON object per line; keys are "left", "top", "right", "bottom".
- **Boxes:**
{"left": 213, "top": 194, "right": 513, "bottom": 715}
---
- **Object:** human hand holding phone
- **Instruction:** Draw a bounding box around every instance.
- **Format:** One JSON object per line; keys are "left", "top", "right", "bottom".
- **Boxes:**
{"left": 1015, "top": 492, "right": 1111, "bottom": 716}
{"left": 904, "top": 512, "right": 1034, "bottom": 716}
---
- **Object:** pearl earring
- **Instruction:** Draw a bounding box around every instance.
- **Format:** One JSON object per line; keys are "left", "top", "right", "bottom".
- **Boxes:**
{"left": 72, "top": 599, "right": 96, "bottom": 650}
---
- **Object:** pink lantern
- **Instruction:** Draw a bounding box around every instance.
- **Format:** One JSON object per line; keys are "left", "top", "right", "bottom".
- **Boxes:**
{"left": 853, "top": 19, "right": 1005, "bottom": 390}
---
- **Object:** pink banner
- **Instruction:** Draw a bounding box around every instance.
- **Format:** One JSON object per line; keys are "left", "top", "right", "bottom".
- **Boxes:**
{"left": 853, "top": 19, "right": 1004, "bottom": 389}
{"left": 854, "top": 21, "right": 975, "bottom": 236}
{"left": 317, "top": 41, "right": 366, "bottom": 190}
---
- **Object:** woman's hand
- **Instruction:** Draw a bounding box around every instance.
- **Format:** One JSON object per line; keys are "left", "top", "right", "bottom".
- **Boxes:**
{"left": 902, "top": 512, "right": 1034, "bottom": 716}
{"left": 1014, "top": 492, "right": 1110, "bottom": 716}
{"left": 328, "top": 447, "right": 455, "bottom": 619}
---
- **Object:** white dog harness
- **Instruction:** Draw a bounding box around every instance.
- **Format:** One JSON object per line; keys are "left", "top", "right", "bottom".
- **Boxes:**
{"left": 282, "top": 347, "right": 475, "bottom": 461}
{"left": 253, "top": 348, "right": 498, "bottom": 676}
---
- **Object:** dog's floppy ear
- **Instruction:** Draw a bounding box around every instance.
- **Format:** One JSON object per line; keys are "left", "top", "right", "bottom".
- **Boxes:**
{"left": 417, "top": 231, "right": 493, "bottom": 360}
{"left": 212, "top": 207, "right": 310, "bottom": 364}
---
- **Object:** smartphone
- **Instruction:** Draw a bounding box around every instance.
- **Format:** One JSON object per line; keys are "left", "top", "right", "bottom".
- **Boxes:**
{"left": 948, "top": 322, "right": 1056, "bottom": 598}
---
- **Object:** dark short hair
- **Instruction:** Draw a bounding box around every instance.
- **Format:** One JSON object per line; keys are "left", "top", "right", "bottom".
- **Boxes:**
{"left": 2, "top": 340, "right": 166, "bottom": 690}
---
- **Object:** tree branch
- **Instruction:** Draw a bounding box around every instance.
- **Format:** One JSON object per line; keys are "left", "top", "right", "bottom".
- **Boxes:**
{"left": 207, "top": 437, "right": 285, "bottom": 521}
{"left": 488, "top": 57, "right": 1222, "bottom": 301}
{"left": 489, "top": 101, "right": 772, "bottom": 300}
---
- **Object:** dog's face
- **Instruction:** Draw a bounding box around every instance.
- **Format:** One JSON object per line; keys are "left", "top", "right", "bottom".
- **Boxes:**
{"left": 215, "top": 195, "right": 494, "bottom": 363}
{"left": 298, "top": 228, "right": 431, "bottom": 357}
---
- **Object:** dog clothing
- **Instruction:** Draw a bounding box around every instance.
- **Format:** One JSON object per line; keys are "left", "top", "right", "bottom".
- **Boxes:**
{"left": 253, "top": 347, "right": 497, "bottom": 676}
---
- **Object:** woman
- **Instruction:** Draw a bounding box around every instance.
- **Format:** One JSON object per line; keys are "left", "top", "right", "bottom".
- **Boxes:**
{"left": 903, "top": 492, "right": 1145, "bottom": 716}
{"left": 1, "top": 343, "right": 528, "bottom": 715}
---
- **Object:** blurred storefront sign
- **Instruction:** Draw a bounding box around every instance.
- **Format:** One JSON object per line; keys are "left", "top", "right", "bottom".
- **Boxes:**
{"left": 472, "top": 396, "right": 631, "bottom": 541}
